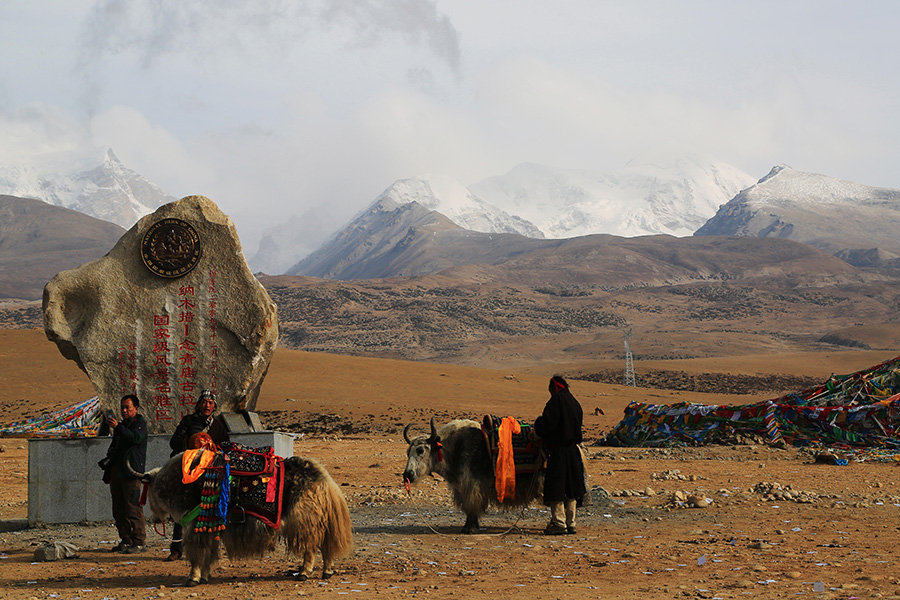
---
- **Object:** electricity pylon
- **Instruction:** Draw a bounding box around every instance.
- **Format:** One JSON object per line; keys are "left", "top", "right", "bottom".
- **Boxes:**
{"left": 624, "top": 328, "right": 636, "bottom": 387}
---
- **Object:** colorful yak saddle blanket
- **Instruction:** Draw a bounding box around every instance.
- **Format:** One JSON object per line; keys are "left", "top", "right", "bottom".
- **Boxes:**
{"left": 481, "top": 415, "right": 544, "bottom": 475}
{"left": 220, "top": 441, "right": 285, "bottom": 529}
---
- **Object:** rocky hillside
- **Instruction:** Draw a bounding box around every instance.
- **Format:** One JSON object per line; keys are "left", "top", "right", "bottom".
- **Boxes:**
{"left": 4, "top": 225, "right": 898, "bottom": 367}
{"left": 263, "top": 234, "right": 900, "bottom": 366}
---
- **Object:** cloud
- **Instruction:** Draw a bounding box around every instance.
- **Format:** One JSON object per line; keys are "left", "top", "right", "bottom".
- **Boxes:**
{"left": 0, "top": 105, "right": 91, "bottom": 170}
{"left": 88, "top": 105, "right": 215, "bottom": 193}
{"left": 78, "top": 0, "right": 460, "bottom": 74}
{"left": 464, "top": 54, "right": 895, "bottom": 181}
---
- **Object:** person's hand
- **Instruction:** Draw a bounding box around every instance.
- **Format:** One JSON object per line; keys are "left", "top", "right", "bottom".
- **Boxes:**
{"left": 106, "top": 416, "right": 118, "bottom": 429}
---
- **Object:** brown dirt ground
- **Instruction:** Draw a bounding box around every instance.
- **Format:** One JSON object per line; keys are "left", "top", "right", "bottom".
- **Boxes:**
{"left": 1, "top": 329, "right": 899, "bottom": 600}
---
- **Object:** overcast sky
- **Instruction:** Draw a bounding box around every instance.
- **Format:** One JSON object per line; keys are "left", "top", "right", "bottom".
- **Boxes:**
{"left": 2, "top": 1, "right": 899, "bottom": 248}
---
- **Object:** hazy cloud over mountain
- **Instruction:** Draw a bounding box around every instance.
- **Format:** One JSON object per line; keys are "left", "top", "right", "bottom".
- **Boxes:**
{"left": 2, "top": 1, "right": 899, "bottom": 250}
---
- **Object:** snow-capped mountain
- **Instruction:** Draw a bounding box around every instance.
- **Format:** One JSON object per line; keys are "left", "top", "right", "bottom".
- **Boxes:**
{"left": 470, "top": 154, "right": 756, "bottom": 239}
{"left": 287, "top": 194, "right": 475, "bottom": 279}
{"left": 250, "top": 174, "right": 542, "bottom": 274}
{"left": 378, "top": 175, "right": 544, "bottom": 238}
{"left": 0, "top": 148, "right": 173, "bottom": 228}
{"left": 695, "top": 165, "right": 900, "bottom": 265}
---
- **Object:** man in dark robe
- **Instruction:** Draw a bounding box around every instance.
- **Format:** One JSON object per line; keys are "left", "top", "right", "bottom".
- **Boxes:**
{"left": 101, "top": 394, "right": 148, "bottom": 553}
{"left": 165, "top": 389, "right": 230, "bottom": 561}
{"left": 534, "top": 375, "right": 585, "bottom": 535}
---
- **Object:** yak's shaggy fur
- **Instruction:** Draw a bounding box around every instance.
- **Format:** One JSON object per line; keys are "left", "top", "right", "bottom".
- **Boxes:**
{"left": 403, "top": 419, "right": 544, "bottom": 533}
{"left": 146, "top": 454, "right": 352, "bottom": 585}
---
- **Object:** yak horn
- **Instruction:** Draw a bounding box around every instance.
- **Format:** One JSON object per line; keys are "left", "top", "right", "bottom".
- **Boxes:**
{"left": 403, "top": 423, "right": 414, "bottom": 444}
{"left": 430, "top": 416, "right": 438, "bottom": 438}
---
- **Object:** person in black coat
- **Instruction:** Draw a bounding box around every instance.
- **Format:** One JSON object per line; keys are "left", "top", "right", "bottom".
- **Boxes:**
{"left": 534, "top": 375, "right": 586, "bottom": 535}
{"left": 165, "top": 389, "right": 230, "bottom": 561}
{"left": 100, "top": 394, "right": 148, "bottom": 553}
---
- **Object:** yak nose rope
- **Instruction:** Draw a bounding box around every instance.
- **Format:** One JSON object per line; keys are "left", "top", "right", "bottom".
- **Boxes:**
{"left": 153, "top": 523, "right": 167, "bottom": 537}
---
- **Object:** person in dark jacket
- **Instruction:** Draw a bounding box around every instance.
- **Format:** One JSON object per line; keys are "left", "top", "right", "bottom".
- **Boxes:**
{"left": 165, "top": 389, "right": 230, "bottom": 561}
{"left": 534, "top": 375, "right": 586, "bottom": 535}
{"left": 101, "top": 394, "right": 148, "bottom": 553}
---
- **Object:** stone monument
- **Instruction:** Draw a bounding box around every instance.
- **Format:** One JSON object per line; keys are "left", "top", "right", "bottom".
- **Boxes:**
{"left": 43, "top": 195, "right": 279, "bottom": 433}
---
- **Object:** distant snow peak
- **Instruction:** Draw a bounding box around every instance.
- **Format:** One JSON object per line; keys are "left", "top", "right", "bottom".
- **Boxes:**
{"left": 470, "top": 156, "right": 756, "bottom": 239}
{"left": 0, "top": 147, "right": 172, "bottom": 227}
{"left": 255, "top": 155, "right": 756, "bottom": 275}
{"left": 747, "top": 165, "right": 879, "bottom": 206}
{"left": 376, "top": 175, "right": 544, "bottom": 238}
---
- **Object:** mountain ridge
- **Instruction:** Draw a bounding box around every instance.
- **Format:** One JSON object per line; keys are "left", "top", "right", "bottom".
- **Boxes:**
{"left": 253, "top": 154, "right": 756, "bottom": 274}
{"left": 0, "top": 194, "right": 125, "bottom": 300}
{"left": 696, "top": 165, "right": 900, "bottom": 266}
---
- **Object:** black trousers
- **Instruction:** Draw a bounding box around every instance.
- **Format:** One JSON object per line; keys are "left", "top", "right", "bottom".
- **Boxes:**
{"left": 110, "top": 475, "right": 145, "bottom": 545}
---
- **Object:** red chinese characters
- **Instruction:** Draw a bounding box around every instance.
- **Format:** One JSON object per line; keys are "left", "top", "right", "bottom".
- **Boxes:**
{"left": 176, "top": 285, "right": 198, "bottom": 419}
{"left": 151, "top": 315, "right": 174, "bottom": 421}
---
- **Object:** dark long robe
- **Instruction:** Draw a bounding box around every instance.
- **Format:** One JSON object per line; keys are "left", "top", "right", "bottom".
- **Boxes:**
{"left": 534, "top": 387, "right": 586, "bottom": 504}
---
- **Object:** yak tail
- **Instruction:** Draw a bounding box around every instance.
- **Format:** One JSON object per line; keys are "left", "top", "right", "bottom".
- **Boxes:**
{"left": 321, "top": 472, "right": 353, "bottom": 560}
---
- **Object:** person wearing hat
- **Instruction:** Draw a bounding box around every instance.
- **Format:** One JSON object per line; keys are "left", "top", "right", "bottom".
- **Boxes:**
{"left": 165, "top": 389, "right": 230, "bottom": 561}
{"left": 534, "top": 375, "right": 586, "bottom": 535}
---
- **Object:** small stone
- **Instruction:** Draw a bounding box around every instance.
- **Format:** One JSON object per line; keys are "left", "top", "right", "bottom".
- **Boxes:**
{"left": 687, "top": 495, "right": 708, "bottom": 508}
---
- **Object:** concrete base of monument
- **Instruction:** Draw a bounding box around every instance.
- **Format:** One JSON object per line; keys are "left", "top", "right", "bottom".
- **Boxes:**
{"left": 27, "top": 431, "right": 295, "bottom": 526}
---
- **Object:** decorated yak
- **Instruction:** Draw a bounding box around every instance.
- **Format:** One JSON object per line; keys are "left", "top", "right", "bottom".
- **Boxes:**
{"left": 136, "top": 448, "right": 352, "bottom": 586}
{"left": 403, "top": 417, "right": 544, "bottom": 533}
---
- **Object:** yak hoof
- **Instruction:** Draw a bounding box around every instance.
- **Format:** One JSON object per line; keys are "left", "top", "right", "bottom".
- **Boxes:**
{"left": 461, "top": 525, "right": 479, "bottom": 534}
{"left": 186, "top": 579, "right": 201, "bottom": 587}
{"left": 322, "top": 570, "right": 335, "bottom": 579}
{"left": 294, "top": 572, "right": 309, "bottom": 581}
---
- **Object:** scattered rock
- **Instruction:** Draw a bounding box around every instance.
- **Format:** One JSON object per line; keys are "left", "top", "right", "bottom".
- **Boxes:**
{"left": 33, "top": 541, "right": 78, "bottom": 561}
{"left": 687, "top": 495, "right": 710, "bottom": 508}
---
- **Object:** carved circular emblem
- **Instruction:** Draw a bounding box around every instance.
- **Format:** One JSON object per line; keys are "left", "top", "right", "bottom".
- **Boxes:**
{"left": 140, "top": 218, "right": 202, "bottom": 278}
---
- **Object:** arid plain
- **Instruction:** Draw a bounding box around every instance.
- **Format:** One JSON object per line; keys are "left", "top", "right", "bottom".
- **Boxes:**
{"left": 0, "top": 328, "right": 898, "bottom": 600}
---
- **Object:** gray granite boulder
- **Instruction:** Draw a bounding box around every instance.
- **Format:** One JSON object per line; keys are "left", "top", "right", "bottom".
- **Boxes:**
{"left": 43, "top": 195, "right": 279, "bottom": 433}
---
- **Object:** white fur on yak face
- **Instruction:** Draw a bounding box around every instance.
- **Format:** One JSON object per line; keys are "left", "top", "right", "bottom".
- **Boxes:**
{"left": 403, "top": 436, "right": 436, "bottom": 483}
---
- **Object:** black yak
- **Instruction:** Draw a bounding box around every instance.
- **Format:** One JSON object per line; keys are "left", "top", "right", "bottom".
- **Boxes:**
{"left": 402, "top": 417, "right": 544, "bottom": 533}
